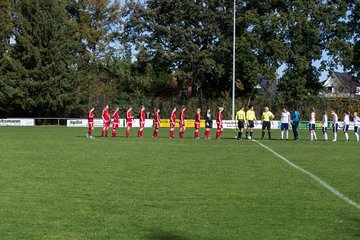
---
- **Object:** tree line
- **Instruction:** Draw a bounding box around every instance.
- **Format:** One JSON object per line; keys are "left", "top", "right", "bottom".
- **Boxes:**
{"left": 0, "top": 0, "right": 359, "bottom": 117}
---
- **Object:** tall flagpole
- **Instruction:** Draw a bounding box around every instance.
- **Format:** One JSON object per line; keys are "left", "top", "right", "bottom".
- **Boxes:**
{"left": 232, "top": 0, "right": 236, "bottom": 120}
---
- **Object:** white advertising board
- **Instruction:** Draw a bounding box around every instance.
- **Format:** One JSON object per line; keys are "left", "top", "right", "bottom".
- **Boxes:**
{"left": 0, "top": 119, "right": 35, "bottom": 126}
{"left": 219, "top": 120, "right": 281, "bottom": 129}
{"left": 67, "top": 119, "right": 125, "bottom": 127}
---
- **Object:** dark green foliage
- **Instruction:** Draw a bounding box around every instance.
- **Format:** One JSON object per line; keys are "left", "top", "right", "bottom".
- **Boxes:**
{"left": 0, "top": 0, "right": 86, "bottom": 116}
{"left": 0, "top": 0, "right": 359, "bottom": 117}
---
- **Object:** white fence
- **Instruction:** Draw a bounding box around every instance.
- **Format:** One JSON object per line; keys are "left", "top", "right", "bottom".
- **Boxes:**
{"left": 0, "top": 118, "right": 357, "bottom": 130}
{"left": 0, "top": 119, "right": 35, "bottom": 126}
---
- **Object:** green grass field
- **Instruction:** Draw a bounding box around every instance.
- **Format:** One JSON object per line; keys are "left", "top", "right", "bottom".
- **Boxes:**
{"left": 0, "top": 127, "right": 359, "bottom": 240}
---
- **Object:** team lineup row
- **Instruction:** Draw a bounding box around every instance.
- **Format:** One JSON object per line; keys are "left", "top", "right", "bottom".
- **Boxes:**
{"left": 85, "top": 105, "right": 360, "bottom": 142}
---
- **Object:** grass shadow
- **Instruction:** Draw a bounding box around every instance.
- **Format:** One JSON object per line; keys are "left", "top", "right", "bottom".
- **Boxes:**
{"left": 145, "top": 229, "right": 211, "bottom": 240}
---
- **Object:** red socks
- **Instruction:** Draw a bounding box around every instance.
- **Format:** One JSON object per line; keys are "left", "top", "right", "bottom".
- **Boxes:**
{"left": 88, "top": 128, "right": 92, "bottom": 136}
{"left": 153, "top": 130, "right": 159, "bottom": 137}
{"left": 179, "top": 131, "right": 184, "bottom": 138}
{"left": 138, "top": 131, "right": 143, "bottom": 137}
{"left": 102, "top": 129, "right": 108, "bottom": 137}
{"left": 204, "top": 130, "right": 210, "bottom": 138}
{"left": 216, "top": 130, "right": 223, "bottom": 139}
{"left": 170, "top": 130, "right": 174, "bottom": 138}
{"left": 194, "top": 132, "right": 199, "bottom": 138}
{"left": 112, "top": 129, "right": 116, "bottom": 137}
{"left": 126, "top": 130, "right": 129, "bottom": 137}
{"left": 153, "top": 130, "right": 158, "bottom": 138}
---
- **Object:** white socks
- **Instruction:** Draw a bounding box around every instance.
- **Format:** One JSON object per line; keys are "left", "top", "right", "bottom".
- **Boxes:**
{"left": 310, "top": 132, "right": 317, "bottom": 140}
{"left": 281, "top": 130, "right": 289, "bottom": 140}
{"left": 345, "top": 132, "right": 349, "bottom": 141}
{"left": 333, "top": 132, "right": 337, "bottom": 141}
{"left": 355, "top": 133, "right": 359, "bottom": 142}
{"left": 324, "top": 132, "right": 328, "bottom": 140}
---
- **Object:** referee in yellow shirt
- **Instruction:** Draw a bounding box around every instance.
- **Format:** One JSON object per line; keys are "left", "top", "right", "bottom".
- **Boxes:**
{"left": 246, "top": 105, "right": 256, "bottom": 140}
{"left": 235, "top": 106, "right": 246, "bottom": 140}
{"left": 261, "top": 106, "right": 274, "bottom": 140}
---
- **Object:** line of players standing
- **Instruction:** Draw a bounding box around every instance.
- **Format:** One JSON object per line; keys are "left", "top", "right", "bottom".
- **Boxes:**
{"left": 86, "top": 105, "right": 225, "bottom": 139}
{"left": 235, "top": 105, "right": 360, "bottom": 142}
{"left": 86, "top": 104, "right": 360, "bottom": 142}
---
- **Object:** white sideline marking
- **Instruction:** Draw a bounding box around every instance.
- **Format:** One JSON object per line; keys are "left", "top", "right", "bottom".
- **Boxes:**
{"left": 253, "top": 140, "right": 360, "bottom": 210}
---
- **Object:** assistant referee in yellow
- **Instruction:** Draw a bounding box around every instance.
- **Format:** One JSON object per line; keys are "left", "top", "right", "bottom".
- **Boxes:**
{"left": 236, "top": 106, "right": 246, "bottom": 140}
{"left": 261, "top": 106, "right": 275, "bottom": 140}
{"left": 246, "top": 105, "right": 256, "bottom": 140}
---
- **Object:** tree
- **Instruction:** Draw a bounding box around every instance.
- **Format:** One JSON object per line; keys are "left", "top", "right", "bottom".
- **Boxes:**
{"left": 0, "top": 0, "right": 86, "bottom": 116}
{"left": 65, "top": 0, "right": 123, "bottom": 106}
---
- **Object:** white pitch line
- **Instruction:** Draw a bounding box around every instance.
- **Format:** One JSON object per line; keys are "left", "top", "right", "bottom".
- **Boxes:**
{"left": 253, "top": 139, "right": 360, "bottom": 210}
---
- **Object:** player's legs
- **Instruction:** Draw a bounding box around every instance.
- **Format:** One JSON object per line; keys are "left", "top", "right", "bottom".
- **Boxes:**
{"left": 238, "top": 121, "right": 244, "bottom": 140}
{"left": 355, "top": 127, "right": 359, "bottom": 142}
{"left": 194, "top": 129, "right": 199, "bottom": 139}
{"left": 179, "top": 126, "right": 186, "bottom": 138}
{"left": 102, "top": 125, "right": 105, "bottom": 136}
{"left": 126, "top": 124, "right": 131, "bottom": 137}
{"left": 152, "top": 127, "right": 159, "bottom": 138}
{"left": 218, "top": 127, "right": 223, "bottom": 138}
{"left": 137, "top": 122, "right": 143, "bottom": 137}
{"left": 261, "top": 124, "right": 266, "bottom": 140}
{"left": 344, "top": 125, "right": 349, "bottom": 142}
{"left": 281, "top": 124, "right": 284, "bottom": 140}
{"left": 333, "top": 124, "right": 338, "bottom": 141}
{"left": 169, "top": 126, "right": 174, "bottom": 138}
{"left": 313, "top": 130, "right": 317, "bottom": 140}
{"left": 205, "top": 127, "right": 211, "bottom": 139}
{"left": 323, "top": 127, "right": 328, "bottom": 141}
{"left": 268, "top": 124, "right": 272, "bottom": 140}
{"left": 238, "top": 127, "right": 243, "bottom": 140}
{"left": 292, "top": 123, "right": 297, "bottom": 140}
{"left": 112, "top": 123, "right": 118, "bottom": 137}
{"left": 216, "top": 125, "right": 222, "bottom": 139}
{"left": 87, "top": 123, "right": 94, "bottom": 138}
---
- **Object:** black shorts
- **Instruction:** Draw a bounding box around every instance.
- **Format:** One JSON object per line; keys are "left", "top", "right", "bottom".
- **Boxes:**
{"left": 248, "top": 120, "right": 255, "bottom": 128}
{"left": 205, "top": 120, "right": 212, "bottom": 128}
{"left": 262, "top": 121, "right": 271, "bottom": 130}
{"left": 238, "top": 120, "right": 244, "bottom": 129}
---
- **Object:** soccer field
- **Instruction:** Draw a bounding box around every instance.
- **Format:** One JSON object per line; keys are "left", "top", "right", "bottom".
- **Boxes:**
{"left": 0, "top": 127, "right": 359, "bottom": 240}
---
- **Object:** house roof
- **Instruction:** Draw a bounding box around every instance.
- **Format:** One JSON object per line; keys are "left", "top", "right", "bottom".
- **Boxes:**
{"left": 333, "top": 72, "right": 360, "bottom": 88}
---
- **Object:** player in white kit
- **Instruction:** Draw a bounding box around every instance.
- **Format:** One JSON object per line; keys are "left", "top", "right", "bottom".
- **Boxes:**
{"left": 331, "top": 110, "right": 338, "bottom": 142}
{"left": 322, "top": 111, "right": 328, "bottom": 141}
{"left": 281, "top": 107, "right": 291, "bottom": 140}
{"left": 354, "top": 112, "right": 360, "bottom": 142}
{"left": 309, "top": 108, "right": 317, "bottom": 141}
{"left": 343, "top": 112, "right": 350, "bottom": 142}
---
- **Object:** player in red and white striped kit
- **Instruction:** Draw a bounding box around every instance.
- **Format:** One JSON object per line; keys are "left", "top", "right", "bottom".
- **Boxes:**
{"left": 179, "top": 105, "right": 186, "bottom": 138}
{"left": 112, "top": 107, "right": 120, "bottom": 137}
{"left": 194, "top": 108, "right": 201, "bottom": 139}
{"left": 125, "top": 107, "right": 133, "bottom": 137}
{"left": 216, "top": 107, "right": 224, "bottom": 139}
{"left": 138, "top": 106, "right": 146, "bottom": 138}
{"left": 152, "top": 108, "right": 160, "bottom": 138}
{"left": 101, "top": 105, "right": 110, "bottom": 137}
{"left": 169, "top": 107, "right": 176, "bottom": 138}
{"left": 86, "top": 107, "right": 95, "bottom": 139}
